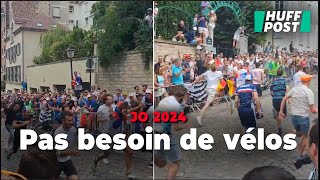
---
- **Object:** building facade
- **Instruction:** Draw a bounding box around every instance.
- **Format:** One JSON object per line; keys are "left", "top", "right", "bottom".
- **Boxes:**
{"left": 3, "top": 1, "right": 54, "bottom": 93}
{"left": 27, "top": 58, "right": 98, "bottom": 93}
{"left": 1, "top": 2, "right": 6, "bottom": 81}
{"left": 68, "top": 1, "right": 97, "bottom": 31}
{"left": 265, "top": 1, "right": 318, "bottom": 52}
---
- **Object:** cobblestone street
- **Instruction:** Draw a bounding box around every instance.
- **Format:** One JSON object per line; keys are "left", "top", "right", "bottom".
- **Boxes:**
{"left": 155, "top": 77, "right": 318, "bottom": 179}
{"left": 1, "top": 125, "right": 153, "bottom": 179}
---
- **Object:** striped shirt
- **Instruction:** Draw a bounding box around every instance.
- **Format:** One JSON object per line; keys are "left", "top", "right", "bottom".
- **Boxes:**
{"left": 270, "top": 77, "right": 288, "bottom": 100}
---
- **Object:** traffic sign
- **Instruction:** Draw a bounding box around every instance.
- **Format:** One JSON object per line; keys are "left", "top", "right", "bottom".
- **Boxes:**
{"left": 86, "top": 58, "right": 94, "bottom": 69}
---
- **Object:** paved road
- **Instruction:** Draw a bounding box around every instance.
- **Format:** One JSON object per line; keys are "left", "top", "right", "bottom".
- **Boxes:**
{"left": 155, "top": 76, "right": 318, "bottom": 179}
{"left": 1, "top": 124, "right": 153, "bottom": 179}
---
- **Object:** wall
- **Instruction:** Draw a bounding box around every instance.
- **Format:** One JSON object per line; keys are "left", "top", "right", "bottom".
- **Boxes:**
{"left": 50, "top": 1, "right": 69, "bottom": 27}
{"left": 5, "top": 31, "right": 22, "bottom": 90}
{"left": 154, "top": 39, "right": 197, "bottom": 63}
{"left": 98, "top": 51, "right": 153, "bottom": 94}
{"left": 27, "top": 58, "right": 97, "bottom": 92}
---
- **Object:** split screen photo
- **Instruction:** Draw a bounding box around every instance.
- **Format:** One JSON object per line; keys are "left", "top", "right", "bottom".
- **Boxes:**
{"left": 1, "top": 1, "right": 318, "bottom": 180}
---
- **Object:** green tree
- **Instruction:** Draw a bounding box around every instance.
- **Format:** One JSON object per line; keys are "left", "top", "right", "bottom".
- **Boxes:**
{"left": 92, "top": 1, "right": 152, "bottom": 68}
{"left": 33, "top": 25, "right": 94, "bottom": 64}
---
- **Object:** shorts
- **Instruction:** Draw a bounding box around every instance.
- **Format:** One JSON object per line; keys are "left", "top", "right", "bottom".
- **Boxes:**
{"left": 254, "top": 84, "right": 262, "bottom": 97}
{"left": 57, "top": 159, "right": 77, "bottom": 177}
{"left": 238, "top": 105, "right": 256, "bottom": 129}
{"left": 154, "top": 135, "right": 182, "bottom": 163}
{"left": 233, "top": 34, "right": 240, "bottom": 41}
{"left": 272, "top": 99, "right": 287, "bottom": 119}
{"left": 198, "top": 27, "right": 208, "bottom": 34}
{"left": 5, "top": 124, "right": 15, "bottom": 136}
{"left": 206, "top": 88, "right": 217, "bottom": 103}
{"left": 291, "top": 115, "right": 310, "bottom": 135}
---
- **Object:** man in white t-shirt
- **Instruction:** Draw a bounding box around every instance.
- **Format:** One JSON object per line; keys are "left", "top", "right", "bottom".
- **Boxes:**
{"left": 279, "top": 75, "right": 318, "bottom": 158}
{"left": 194, "top": 63, "right": 223, "bottom": 126}
{"left": 154, "top": 85, "right": 190, "bottom": 180}
{"left": 233, "top": 26, "right": 245, "bottom": 48}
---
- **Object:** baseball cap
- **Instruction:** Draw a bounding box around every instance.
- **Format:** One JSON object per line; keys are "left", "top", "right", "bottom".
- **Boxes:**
{"left": 123, "top": 92, "right": 128, "bottom": 96}
{"left": 245, "top": 75, "right": 252, "bottom": 81}
{"left": 300, "top": 75, "right": 313, "bottom": 82}
{"left": 87, "top": 94, "right": 92, "bottom": 98}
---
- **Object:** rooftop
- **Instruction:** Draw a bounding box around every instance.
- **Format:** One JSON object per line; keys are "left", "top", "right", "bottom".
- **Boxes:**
{"left": 11, "top": 1, "right": 53, "bottom": 31}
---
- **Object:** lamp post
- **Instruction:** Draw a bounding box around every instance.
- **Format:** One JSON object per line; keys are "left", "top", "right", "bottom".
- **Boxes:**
{"left": 66, "top": 47, "right": 75, "bottom": 89}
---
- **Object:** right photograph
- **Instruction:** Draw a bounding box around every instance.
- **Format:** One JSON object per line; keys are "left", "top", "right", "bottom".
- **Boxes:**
{"left": 154, "top": 1, "right": 318, "bottom": 179}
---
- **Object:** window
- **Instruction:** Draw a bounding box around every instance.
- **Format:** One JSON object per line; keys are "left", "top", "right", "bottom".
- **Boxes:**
{"left": 53, "top": 7, "right": 61, "bottom": 18}
{"left": 69, "top": 5, "right": 74, "bottom": 13}
{"left": 76, "top": 20, "right": 79, "bottom": 26}
{"left": 69, "top": 20, "right": 74, "bottom": 24}
{"left": 14, "top": 66, "right": 18, "bottom": 82}
{"left": 275, "top": 1, "right": 284, "bottom": 11}
{"left": 17, "top": 66, "right": 21, "bottom": 82}
{"left": 85, "top": 17, "right": 88, "bottom": 25}
{"left": 16, "top": 43, "right": 21, "bottom": 56}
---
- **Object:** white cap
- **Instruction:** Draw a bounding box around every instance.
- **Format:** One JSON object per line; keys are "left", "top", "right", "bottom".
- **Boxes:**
{"left": 46, "top": 97, "right": 50, "bottom": 101}
{"left": 193, "top": 27, "right": 197, "bottom": 31}
{"left": 245, "top": 75, "right": 252, "bottom": 81}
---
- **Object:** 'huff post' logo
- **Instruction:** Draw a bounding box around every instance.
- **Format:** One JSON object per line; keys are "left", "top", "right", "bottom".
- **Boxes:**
{"left": 254, "top": 11, "right": 311, "bottom": 33}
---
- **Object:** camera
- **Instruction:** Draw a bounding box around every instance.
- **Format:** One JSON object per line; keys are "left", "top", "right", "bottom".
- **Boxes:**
{"left": 294, "top": 154, "right": 312, "bottom": 169}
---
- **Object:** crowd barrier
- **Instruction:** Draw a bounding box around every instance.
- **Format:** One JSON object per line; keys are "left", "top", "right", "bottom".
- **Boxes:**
{"left": 155, "top": 78, "right": 235, "bottom": 112}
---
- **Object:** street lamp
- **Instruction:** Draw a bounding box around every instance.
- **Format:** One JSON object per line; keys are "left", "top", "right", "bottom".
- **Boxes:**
{"left": 66, "top": 47, "right": 75, "bottom": 89}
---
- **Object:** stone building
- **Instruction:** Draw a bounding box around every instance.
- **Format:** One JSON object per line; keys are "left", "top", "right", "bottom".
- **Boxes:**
{"left": 68, "top": 1, "right": 97, "bottom": 31}
{"left": 265, "top": 1, "right": 318, "bottom": 52}
{"left": 2, "top": 1, "right": 54, "bottom": 92}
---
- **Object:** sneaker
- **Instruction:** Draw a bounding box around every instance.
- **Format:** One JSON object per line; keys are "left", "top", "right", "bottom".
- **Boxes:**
{"left": 183, "top": 40, "right": 187, "bottom": 44}
{"left": 126, "top": 172, "right": 136, "bottom": 180}
{"left": 148, "top": 162, "right": 153, "bottom": 169}
{"left": 172, "top": 37, "right": 177, "bottom": 42}
{"left": 196, "top": 116, "right": 202, "bottom": 127}
{"left": 102, "top": 158, "right": 109, "bottom": 164}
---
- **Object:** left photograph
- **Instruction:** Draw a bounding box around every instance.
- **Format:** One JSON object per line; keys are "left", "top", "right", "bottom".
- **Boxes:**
{"left": 1, "top": 1, "right": 153, "bottom": 180}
